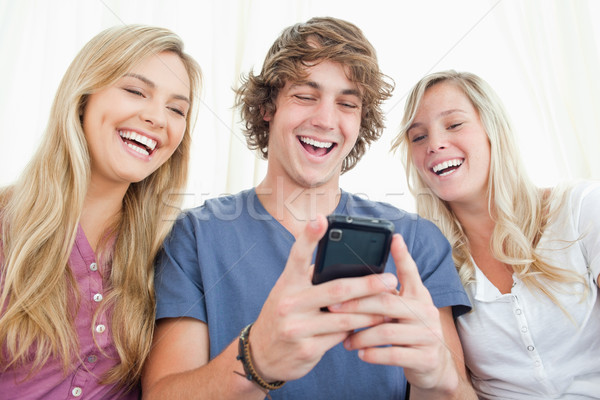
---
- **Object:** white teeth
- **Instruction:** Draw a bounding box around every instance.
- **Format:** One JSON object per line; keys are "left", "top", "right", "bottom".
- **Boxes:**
{"left": 432, "top": 158, "right": 463, "bottom": 173}
{"left": 126, "top": 143, "right": 149, "bottom": 156}
{"left": 299, "top": 136, "right": 333, "bottom": 149}
{"left": 119, "top": 130, "right": 157, "bottom": 151}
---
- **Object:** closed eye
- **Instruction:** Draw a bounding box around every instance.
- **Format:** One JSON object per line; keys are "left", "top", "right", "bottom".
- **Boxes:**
{"left": 169, "top": 107, "right": 186, "bottom": 117}
{"left": 411, "top": 135, "right": 426, "bottom": 143}
{"left": 339, "top": 102, "right": 358, "bottom": 109}
{"left": 448, "top": 122, "right": 463, "bottom": 130}
{"left": 124, "top": 88, "right": 144, "bottom": 97}
{"left": 294, "top": 95, "right": 315, "bottom": 101}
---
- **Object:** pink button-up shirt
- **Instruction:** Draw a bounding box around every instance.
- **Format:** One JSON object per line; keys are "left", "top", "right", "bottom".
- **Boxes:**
{"left": 1, "top": 225, "right": 140, "bottom": 399}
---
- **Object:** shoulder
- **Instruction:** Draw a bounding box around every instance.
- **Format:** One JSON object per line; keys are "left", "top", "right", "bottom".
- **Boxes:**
{"left": 341, "top": 191, "right": 448, "bottom": 252}
{"left": 185, "top": 190, "right": 252, "bottom": 220}
{"left": 343, "top": 191, "right": 416, "bottom": 222}
{"left": 175, "top": 189, "right": 262, "bottom": 228}
{"left": 550, "top": 180, "right": 600, "bottom": 221}
{"left": 164, "top": 190, "right": 257, "bottom": 243}
{"left": 569, "top": 180, "right": 600, "bottom": 202}
{"left": 343, "top": 191, "right": 441, "bottom": 233}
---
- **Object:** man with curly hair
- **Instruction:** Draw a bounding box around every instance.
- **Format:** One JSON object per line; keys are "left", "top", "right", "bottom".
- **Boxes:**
{"left": 143, "top": 17, "right": 475, "bottom": 400}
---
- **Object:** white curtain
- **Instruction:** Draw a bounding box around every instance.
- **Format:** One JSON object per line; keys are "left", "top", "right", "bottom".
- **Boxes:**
{"left": 0, "top": 0, "right": 598, "bottom": 212}
{"left": 496, "top": 0, "right": 600, "bottom": 184}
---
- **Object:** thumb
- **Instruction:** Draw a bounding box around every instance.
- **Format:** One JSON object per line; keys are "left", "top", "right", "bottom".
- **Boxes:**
{"left": 391, "top": 234, "right": 432, "bottom": 302}
{"left": 283, "top": 215, "right": 328, "bottom": 279}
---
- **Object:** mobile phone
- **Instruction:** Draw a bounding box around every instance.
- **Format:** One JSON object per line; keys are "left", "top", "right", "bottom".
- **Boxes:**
{"left": 312, "top": 214, "right": 394, "bottom": 285}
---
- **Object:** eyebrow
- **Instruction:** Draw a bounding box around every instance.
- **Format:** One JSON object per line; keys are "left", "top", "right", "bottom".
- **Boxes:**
{"left": 291, "top": 81, "right": 362, "bottom": 98}
{"left": 407, "top": 109, "right": 466, "bottom": 132}
{"left": 123, "top": 73, "right": 190, "bottom": 104}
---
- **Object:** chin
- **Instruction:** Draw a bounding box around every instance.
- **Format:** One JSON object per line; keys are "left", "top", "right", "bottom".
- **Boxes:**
{"left": 298, "top": 173, "right": 335, "bottom": 189}
{"left": 119, "top": 172, "right": 152, "bottom": 185}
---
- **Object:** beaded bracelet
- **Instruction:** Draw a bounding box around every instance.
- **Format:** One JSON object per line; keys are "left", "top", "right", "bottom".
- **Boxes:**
{"left": 236, "top": 323, "right": 286, "bottom": 391}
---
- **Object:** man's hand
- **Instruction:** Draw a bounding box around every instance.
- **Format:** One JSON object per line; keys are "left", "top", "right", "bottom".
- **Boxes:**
{"left": 248, "top": 215, "right": 398, "bottom": 382}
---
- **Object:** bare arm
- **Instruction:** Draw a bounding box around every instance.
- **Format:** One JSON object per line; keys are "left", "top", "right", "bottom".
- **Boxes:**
{"left": 142, "top": 317, "right": 266, "bottom": 400}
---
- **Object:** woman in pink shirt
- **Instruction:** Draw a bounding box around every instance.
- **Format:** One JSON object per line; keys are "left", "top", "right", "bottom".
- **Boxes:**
{"left": 0, "top": 25, "right": 201, "bottom": 399}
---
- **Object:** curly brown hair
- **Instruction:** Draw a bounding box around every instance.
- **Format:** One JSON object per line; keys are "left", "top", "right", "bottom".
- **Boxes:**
{"left": 235, "top": 16, "right": 394, "bottom": 173}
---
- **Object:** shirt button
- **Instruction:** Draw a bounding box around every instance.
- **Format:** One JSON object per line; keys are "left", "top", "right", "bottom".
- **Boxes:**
{"left": 93, "top": 293, "right": 103, "bottom": 302}
{"left": 72, "top": 387, "right": 82, "bottom": 397}
{"left": 515, "top": 309, "right": 522, "bottom": 315}
{"left": 96, "top": 324, "right": 106, "bottom": 333}
{"left": 88, "top": 355, "right": 98, "bottom": 363}
{"left": 90, "top": 262, "right": 98, "bottom": 271}
{"left": 521, "top": 327, "right": 528, "bottom": 333}
{"left": 527, "top": 345, "right": 535, "bottom": 351}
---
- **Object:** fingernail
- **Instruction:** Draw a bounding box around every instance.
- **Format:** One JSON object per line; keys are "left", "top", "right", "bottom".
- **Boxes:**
{"left": 329, "top": 303, "right": 341, "bottom": 311}
{"left": 382, "top": 274, "right": 397, "bottom": 287}
{"left": 395, "top": 234, "right": 406, "bottom": 247}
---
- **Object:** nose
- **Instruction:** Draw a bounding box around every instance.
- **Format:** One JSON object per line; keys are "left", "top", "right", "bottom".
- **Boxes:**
{"left": 310, "top": 100, "right": 336, "bottom": 130}
{"left": 141, "top": 100, "right": 166, "bottom": 129}
{"left": 427, "top": 131, "right": 447, "bottom": 153}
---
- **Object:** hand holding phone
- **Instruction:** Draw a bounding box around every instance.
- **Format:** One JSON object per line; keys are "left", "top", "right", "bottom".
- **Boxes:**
{"left": 312, "top": 215, "right": 394, "bottom": 285}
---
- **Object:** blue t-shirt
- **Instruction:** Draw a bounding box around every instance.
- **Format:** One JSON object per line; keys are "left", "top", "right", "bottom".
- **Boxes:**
{"left": 155, "top": 189, "right": 471, "bottom": 399}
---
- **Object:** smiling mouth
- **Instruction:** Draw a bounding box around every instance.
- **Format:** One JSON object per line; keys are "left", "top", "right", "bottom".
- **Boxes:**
{"left": 119, "top": 130, "right": 157, "bottom": 156}
{"left": 432, "top": 158, "right": 463, "bottom": 176}
{"left": 298, "top": 136, "right": 335, "bottom": 156}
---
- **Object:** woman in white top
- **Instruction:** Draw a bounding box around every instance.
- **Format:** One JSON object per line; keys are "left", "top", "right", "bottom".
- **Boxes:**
{"left": 392, "top": 70, "right": 600, "bottom": 399}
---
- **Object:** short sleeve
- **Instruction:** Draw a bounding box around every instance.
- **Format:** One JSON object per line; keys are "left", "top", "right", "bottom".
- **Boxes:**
{"left": 154, "top": 212, "right": 207, "bottom": 322}
{"left": 404, "top": 217, "right": 471, "bottom": 318}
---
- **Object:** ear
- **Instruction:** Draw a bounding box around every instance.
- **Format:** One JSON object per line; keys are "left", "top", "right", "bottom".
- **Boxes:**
{"left": 261, "top": 105, "right": 272, "bottom": 122}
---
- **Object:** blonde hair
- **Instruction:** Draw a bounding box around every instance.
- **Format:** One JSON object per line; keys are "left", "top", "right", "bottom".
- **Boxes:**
{"left": 0, "top": 25, "right": 201, "bottom": 389}
{"left": 392, "top": 70, "right": 584, "bottom": 312}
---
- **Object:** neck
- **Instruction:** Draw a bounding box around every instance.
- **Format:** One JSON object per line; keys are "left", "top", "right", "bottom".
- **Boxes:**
{"left": 256, "top": 175, "right": 341, "bottom": 238}
{"left": 80, "top": 178, "right": 129, "bottom": 251}
{"left": 450, "top": 197, "right": 517, "bottom": 294}
{"left": 449, "top": 198, "right": 495, "bottom": 252}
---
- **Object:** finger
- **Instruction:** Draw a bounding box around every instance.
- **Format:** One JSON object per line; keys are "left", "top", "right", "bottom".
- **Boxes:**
{"left": 329, "top": 291, "right": 428, "bottom": 320}
{"left": 343, "top": 321, "right": 438, "bottom": 350}
{"left": 356, "top": 345, "right": 441, "bottom": 371}
{"left": 307, "top": 272, "right": 398, "bottom": 310}
{"left": 283, "top": 215, "right": 328, "bottom": 279}
{"left": 391, "top": 234, "right": 432, "bottom": 300}
{"left": 281, "top": 311, "right": 387, "bottom": 339}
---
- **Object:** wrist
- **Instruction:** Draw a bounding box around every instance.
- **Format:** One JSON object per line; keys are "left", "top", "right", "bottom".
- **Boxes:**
{"left": 409, "top": 349, "right": 461, "bottom": 398}
{"left": 236, "top": 323, "right": 286, "bottom": 392}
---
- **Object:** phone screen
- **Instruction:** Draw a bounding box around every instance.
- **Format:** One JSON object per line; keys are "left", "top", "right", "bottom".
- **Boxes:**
{"left": 312, "top": 215, "right": 393, "bottom": 284}
{"left": 322, "top": 227, "right": 388, "bottom": 269}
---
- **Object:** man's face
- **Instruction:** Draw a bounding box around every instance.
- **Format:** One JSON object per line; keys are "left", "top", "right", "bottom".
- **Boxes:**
{"left": 264, "top": 60, "right": 362, "bottom": 190}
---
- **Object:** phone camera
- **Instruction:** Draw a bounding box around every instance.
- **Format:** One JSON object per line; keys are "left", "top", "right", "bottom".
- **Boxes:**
{"left": 346, "top": 216, "right": 353, "bottom": 223}
{"left": 329, "top": 229, "right": 343, "bottom": 241}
